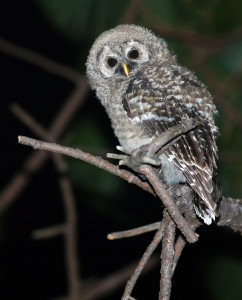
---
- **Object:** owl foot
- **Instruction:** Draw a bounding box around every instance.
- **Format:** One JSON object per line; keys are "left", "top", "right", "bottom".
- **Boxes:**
{"left": 107, "top": 145, "right": 161, "bottom": 169}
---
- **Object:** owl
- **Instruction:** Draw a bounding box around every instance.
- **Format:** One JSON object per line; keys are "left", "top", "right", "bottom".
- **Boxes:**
{"left": 86, "top": 24, "right": 222, "bottom": 225}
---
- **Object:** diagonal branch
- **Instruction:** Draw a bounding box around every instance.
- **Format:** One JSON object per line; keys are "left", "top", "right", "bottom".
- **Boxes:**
{"left": 121, "top": 220, "right": 165, "bottom": 300}
{"left": 0, "top": 36, "right": 83, "bottom": 83}
{"left": 17, "top": 136, "right": 154, "bottom": 195}
{"left": 0, "top": 82, "right": 89, "bottom": 214}
{"left": 139, "top": 165, "right": 198, "bottom": 243}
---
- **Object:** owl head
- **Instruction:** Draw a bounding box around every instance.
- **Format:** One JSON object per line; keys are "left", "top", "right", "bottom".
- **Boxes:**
{"left": 86, "top": 24, "right": 174, "bottom": 90}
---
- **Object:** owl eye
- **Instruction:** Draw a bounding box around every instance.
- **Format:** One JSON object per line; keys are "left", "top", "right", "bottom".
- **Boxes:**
{"left": 107, "top": 58, "right": 118, "bottom": 67}
{"left": 128, "top": 49, "right": 139, "bottom": 59}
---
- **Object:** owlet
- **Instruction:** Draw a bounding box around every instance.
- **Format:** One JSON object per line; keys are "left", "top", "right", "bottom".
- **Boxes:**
{"left": 86, "top": 24, "right": 222, "bottom": 225}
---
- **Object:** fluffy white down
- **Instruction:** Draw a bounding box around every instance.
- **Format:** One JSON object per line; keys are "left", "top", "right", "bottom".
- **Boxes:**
{"left": 159, "top": 154, "right": 186, "bottom": 184}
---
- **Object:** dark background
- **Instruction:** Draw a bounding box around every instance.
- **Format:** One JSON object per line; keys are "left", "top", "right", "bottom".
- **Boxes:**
{"left": 0, "top": 1, "right": 242, "bottom": 299}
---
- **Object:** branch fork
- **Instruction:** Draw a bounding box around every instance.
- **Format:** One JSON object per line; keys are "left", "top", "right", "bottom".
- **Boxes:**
{"left": 107, "top": 117, "right": 200, "bottom": 244}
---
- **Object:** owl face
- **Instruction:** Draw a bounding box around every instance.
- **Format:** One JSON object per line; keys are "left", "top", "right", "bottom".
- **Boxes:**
{"left": 86, "top": 25, "right": 173, "bottom": 89}
{"left": 98, "top": 40, "right": 149, "bottom": 78}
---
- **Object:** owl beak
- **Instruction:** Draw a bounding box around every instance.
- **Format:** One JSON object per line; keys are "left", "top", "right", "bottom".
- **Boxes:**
{"left": 122, "top": 63, "right": 129, "bottom": 77}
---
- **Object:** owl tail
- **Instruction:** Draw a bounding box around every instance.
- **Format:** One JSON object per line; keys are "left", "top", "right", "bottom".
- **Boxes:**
{"left": 193, "top": 174, "right": 222, "bottom": 225}
{"left": 193, "top": 196, "right": 216, "bottom": 225}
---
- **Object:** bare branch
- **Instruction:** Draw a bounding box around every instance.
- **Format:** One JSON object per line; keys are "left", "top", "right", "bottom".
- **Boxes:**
{"left": 139, "top": 165, "right": 198, "bottom": 243}
{"left": 0, "top": 36, "right": 83, "bottom": 83}
{"left": 54, "top": 155, "right": 80, "bottom": 299}
{"left": 159, "top": 213, "right": 176, "bottom": 300}
{"left": 10, "top": 103, "right": 53, "bottom": 141}
{"left": 121, "top": 221, "right": 165, "bottom": 300}
{"left": 32, "top": 224, "right": 67, "bottom": 239}
{"left": 0, "top": 82, "right": 89, "bottom": 214}
{"left": 218, "top": 197, "right": 242, "bottom": 233}
{"left": 12, "top": 103, "right": 82, "bottom": 298}
{"left": 82, "top": 256, "right": 159, "bottom": 300}
{"left": 0, "top": 150, "right": 49, "bottom": 214}
{"left": 17, "top": 136, "right": 155, "bottom": 195}
{"left": 107, "top": 222, "right": 161, "bottom": 240}
{"left": 18, "top": 136, "right": 242, "bottom": 235}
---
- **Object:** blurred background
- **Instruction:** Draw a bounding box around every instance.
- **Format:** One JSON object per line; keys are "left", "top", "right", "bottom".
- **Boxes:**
{"left": 0, "top": 0, "right": 242, "bottom": 299}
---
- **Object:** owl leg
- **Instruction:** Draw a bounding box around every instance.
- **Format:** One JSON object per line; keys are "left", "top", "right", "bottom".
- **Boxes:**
{"left": 107, "top": 145, "right": 161, "bottom": 169}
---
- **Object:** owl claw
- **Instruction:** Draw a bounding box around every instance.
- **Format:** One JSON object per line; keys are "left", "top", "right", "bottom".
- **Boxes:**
{"left": 106, "top": 153, "right": 128, "bottom": 160}
{"left": 107, "top": 145, "right": 161, "bottom": 168}
{"left": 138, "top": 151, "right": 161, "bottom": 166}
{"left": 116, "top": 145, "right": 130, "bottom": 154}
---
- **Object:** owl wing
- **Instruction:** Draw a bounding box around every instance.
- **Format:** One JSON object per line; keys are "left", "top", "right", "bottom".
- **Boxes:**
{"left": 122, "top": 68, "right": 221, "bottom": 223}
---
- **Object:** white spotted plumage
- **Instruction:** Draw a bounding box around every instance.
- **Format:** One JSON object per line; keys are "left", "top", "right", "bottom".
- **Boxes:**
{"left": 86, "top": 24, "right": 222, "bottom": 225}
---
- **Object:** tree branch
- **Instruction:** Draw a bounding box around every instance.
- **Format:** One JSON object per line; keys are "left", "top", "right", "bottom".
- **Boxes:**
{"left": 107, "top": 222, "right": 161, "bottom": 240}
{"left": 0, "top": 36, "right": 83, "bottom": 83}
{"left": 17, "top": 136, "right": 242, "bottom": 235}
{"left": 18, "top": 136, "right": 154, "bottom": 195}
{"left": 0, "top": 82, "right": 89, "bottom": 214}
{"left": 121, "top": 220, "right": 165, "bottom": 300}
{"left": 139, "top": 165, "right": 198, "bottom": 243}
{"left": 159, "top": 212, "right": 176, "bottom": 300}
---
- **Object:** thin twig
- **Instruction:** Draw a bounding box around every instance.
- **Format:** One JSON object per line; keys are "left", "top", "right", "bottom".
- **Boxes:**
{"left": 53, "top": 154, "right": 80, "bottom": 299}
{"left": 12, "top": 103, "right": 81, "bottom": 297}
{"left": 0, "top": 82, "right": 88, "bottom": 214}
{"left": 10, "top": 103, "right": 53, "bottom": 141}
{"left": 49, "top": 80, "right": 89, "bottom": 140}
{"left": 159, "top": 213, "right": 176, "bottom": 300}
{"left": 107, "top": 222, "right": 161, "bottom": 240}
{"left": 17, "top": 136, "right": 155, "bottom": 195}
{"left": 82, "top": 255, "right": 159, "bottom": 300}
{"left": 0, "top": 36, "right": 83, "bottom": 83}
{"left": 0, "top": 150, "right": 49, "bottom": 213}
{"left": 121, "top": 220, "right": 165, "bottom": 300}
{"left": 32, "top": 224, "right": 67, "bottom": 239}
{"left": 139, "top": 165, "right": 198, "bottom": 243}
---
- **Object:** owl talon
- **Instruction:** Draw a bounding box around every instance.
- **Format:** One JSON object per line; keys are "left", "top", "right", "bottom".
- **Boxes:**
{"left": 106, "top": 153, "right": 128, "bottom": 160}
{"left": 116, "top": 145, "right": 130, "bottom": 154}
{"left": 139, "top": 151, "right": 161, "bottom": 166}
{"left": 130, "top": 149, "right": 161, "bottom": 167}
{"left": 107, "top": 145, "right": 130, "bottom": 161}
{"left": 107, "top": 146, "right": 161, "bottom": 168}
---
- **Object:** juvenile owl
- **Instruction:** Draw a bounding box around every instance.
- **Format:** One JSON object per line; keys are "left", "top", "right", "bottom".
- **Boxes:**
{"left": 86, "top": 24, "right": 222, "bottom": 225}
